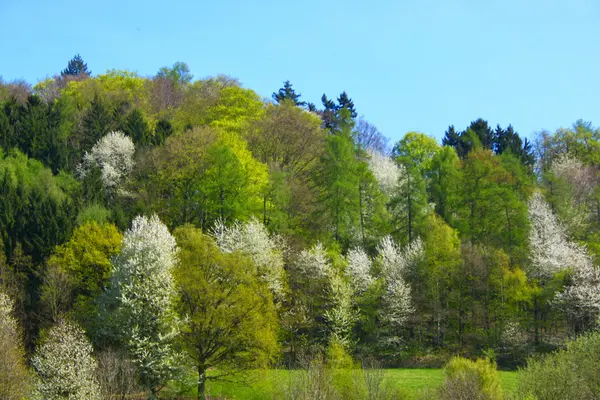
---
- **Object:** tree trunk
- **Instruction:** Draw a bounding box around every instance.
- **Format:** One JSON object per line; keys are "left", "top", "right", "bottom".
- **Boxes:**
{"left": 198, "top": 366, "right": 207, "bottom": 400}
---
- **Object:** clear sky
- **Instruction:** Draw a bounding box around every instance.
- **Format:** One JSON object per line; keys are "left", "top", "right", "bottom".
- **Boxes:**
{"left": 1, "top": 0, "right": 598, "bottom": 143}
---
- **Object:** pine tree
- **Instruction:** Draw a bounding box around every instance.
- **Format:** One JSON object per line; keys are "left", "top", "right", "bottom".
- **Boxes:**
{"left": 153, "top": 118, "right": 173, "bottom": 145}
{"left": 272, "top": 80, "right": 306, "bottom": 106}
{"left": 61, "top": 54, "right": 91, "bottom": 77}
{"left": 81, "top": 96, "right": 113, "bottom": 151}
{"left": 123, "top": 109, "right": 150, "bottom": 146}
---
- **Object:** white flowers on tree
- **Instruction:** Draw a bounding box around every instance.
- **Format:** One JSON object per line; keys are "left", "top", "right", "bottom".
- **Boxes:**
{"left": 367, "top": 150, "right": 405, "bottom": 197}
{"left": 32, "top": 319, "right": 100, "bottom": 400}
{"left": 528, "top": 191, "right": 600, "bottom": 320}
{"left": 377, "top": 236, "right": 421, "bottom": 329}
{"left": 211, "top": 218, "right": 286, "bottom": 296}
{"left": 77, "top": 131, "right": 135, "bottom": 189}
{"left": 556, "top": 263, "right": 600, "bottom": 319}
{"left": 112, "top": 214, "right": 180, "bottom": 395}
{"left": 296, "top": 242, "right": 331, "bottom": 279}
{"left": 345, "top": 247, "right": 373, "bottom": 293}
{"left": 528, "top": 191, "right": 592, "bottom": 278}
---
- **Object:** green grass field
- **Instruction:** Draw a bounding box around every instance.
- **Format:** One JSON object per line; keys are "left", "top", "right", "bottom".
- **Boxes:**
{"left": 186, "top": 368, "right": 518, "bottom": 399}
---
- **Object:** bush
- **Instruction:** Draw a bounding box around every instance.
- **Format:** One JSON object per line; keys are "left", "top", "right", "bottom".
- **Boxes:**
{"left": 436, "top": 357, "right": 502, "bottom": 400}
{"left": 518, "top": 331, "right": 600, "bottom": 400}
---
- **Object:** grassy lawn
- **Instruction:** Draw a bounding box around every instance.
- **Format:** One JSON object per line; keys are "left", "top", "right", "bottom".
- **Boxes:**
{"left": 185, "top": 368, "right": 519, "bottom": 399}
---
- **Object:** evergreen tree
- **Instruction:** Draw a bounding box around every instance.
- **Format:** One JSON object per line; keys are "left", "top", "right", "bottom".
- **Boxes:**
{"left": 272, "top": 80, "right": 306, "bottom": 106}
{"left": 81, "top": 96, "right": 113, "bottom": 151}
{"left": 337, "top": 91, "right": 357, "bottom": 119}
{"left": 153, "top": 118, "right": 173, "bottom": 145}
{"left": 122, "top": 109, "right": 150, "bottom": 146}
{"left": 61, "top": 54, "right": 91, "bottom": 77}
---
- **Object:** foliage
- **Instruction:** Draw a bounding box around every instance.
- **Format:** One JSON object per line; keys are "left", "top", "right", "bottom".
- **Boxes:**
{"left": 211, "top": 217, "right": 286, "bottom": 297}
{"left": 77, "top": 130, "right": 135, "bottom": 190}
{"left": 437, "top": 357, "right": 502, "bottom": 400}
{"left": 32, "top": 318, "right": 100, "bottom": 400}
{"left": 0, "top": 291, "right": 31, "bottom": 399}
{"left": 173, "top": 225, "right": 279, "bottom": 399}
{"left": 518, "top": 331, "right": 600, "bottom": 400}
{"left": 110, "top": 214, "right": 180, "bottom": 396}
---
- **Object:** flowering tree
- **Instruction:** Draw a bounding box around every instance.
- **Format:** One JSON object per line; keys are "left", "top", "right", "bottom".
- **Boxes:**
{"left": 345, "top": 247, "right": 373, "bottom": 293}
{"left": 0, "top": 292, "right": 30, "bottom": 399}
{"left": 528, "top": 191, "right": 592, "bottom": 278}
{"left": 32, "top": 319, "right": 100, "bottom": 400}
{"left": 376, "top": 236, "right": 421, "bottom": 334}
{"left": 77, "top": 131, "right": 135, "bottom": 189}
{"left": 367, "top": 149, "right": 405, "bottom": 197}
{"left": 112, "top": 215, "right": 180, "bottom": 396}
{"left": 296, "top": 243, "right": 331, "bottom": 279}
{"left": 211, "top": 218, "right": 286, "bottom": 296}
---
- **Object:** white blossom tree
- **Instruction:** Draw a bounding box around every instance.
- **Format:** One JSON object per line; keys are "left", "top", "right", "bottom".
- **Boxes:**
{"left": 345, "top": 247, "right": 373, "bottom": 293}
{"left": 0, "top": 292, "right": 30, "bottom": 399}
{"left": 211, "top": 218, "right": 286, "bottom": 296}
{"left": 367, "top": 150, "right": 405, "bottom": 197}
{"left": 528, "top": 191, "right": 592, "bottom": 279}
{"left": 529, "top": 191, "right": 600, "bottom": 325}
{"left": 77, "top": 131, "right": 135, "bottom": 189}
{"left": 556, "top": 263, "right": 600, "bottom": 322}
{"left": 296, "top": 243, "right": 331, "bottom": 279}
{"left": 32, "top": 319, "right": 100, "bottom": 400}
{"left": 112, "top": 214, "right": 180, "bottom": 397}
{"left": 376, "top": 236, "right": 421, "bottom": 331}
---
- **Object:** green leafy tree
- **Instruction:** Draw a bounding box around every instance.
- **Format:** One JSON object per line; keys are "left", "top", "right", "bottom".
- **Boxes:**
{"left": 316, "top": 109, "right": 362, "bottom": 246}
{"left": 157, "top": 61, "right": 193, "bottom": 86}
{"left": 173, "top": 226, "right": 279, "bottom": 400}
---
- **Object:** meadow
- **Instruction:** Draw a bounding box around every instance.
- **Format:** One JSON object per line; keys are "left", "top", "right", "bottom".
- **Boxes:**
{"left": 169, "top": 368, "right": 519, "bottom": 399}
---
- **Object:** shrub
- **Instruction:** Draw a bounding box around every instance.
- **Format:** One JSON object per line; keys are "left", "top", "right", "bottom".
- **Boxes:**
{"left": 518, "top": 331, "right": 600, "bottom": 400}
{"left": 437, "top": 356, "right": 502, "bottom": 400}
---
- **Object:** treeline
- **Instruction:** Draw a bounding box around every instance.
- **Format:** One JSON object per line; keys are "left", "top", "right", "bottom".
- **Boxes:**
{"left": 1, "top": 55, "right": 600, "bottom": 398}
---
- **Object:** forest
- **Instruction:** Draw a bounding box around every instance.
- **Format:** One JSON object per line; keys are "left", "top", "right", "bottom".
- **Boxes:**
{"left": 1, "top": 55, "right": 600, "bottom": 399}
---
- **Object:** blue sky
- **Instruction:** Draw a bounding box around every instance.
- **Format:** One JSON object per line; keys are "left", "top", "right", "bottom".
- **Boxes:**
{"left": 1, "top": 0, "right": 598, "bottom": 143}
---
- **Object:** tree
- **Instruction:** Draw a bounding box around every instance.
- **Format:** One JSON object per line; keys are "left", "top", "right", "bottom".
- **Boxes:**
{"left": 173, "top": 226, "right": 279, "bottom": 400}
{"left": 376, "top": 236, "right": 421, "bottom": 351}
{"left": 246, "top": 101, "right": 324, "bottom": 230}
{"left": 345, "top": 247, "right": 373, "bottom": 293}
{"left": 272, "top": 80, "right": 306, "bottom": 106}
{"left": 528, "top": 191, "right": 591, "bottom": 279}
{"left": 0, "top": 291, "right": 30, "bottom": 399}
{"left": 211, "top": 218, "right": 286, "bottom": 298}
{"left": 157, "top": 61, "right": 193, "bottom": 86}
{"left": 315, "top": 109, "right": 362, "bottom": 246}
{"left": 356, "top": 118, "right": 389, "bottom": 154}
{"left": 428, "top": 146, "right": 460, "bottom": 223}
{"left": 32, "top": 319, "right": 100, "bottom": 400}
{"left": 61, "top": 54, "right": 91, "bottom": 77}
{"left": 122, "top": 109, "right": 151, "bottom": 146}
{"left": 77, "top": 131, "right": 135, "bottom": 191}
{"left": 111, "top": 215, "right": 180, "bottom": 397}
{"left": 43, "top": 222, "right": 122, "bottom": 326}
{"left": 80, "top": 95, "right": 113, "bottom": 152}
